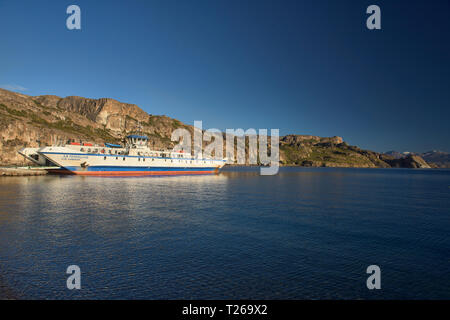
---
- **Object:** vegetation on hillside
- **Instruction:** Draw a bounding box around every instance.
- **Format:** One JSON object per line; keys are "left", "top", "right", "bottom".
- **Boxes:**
{"left": 0, "top": 88, "right": 435, "bottom": 168}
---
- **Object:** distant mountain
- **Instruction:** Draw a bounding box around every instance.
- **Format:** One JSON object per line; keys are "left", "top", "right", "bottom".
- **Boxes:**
{"left": 383, "top": 150, "right": 450, "bottom": 168}
{"left": 0, "top": 88, "right": 434, "bottom": 169}
{"left": 381, "top": 154, "right": 431, "bottom": 169}
{"left": 384, "top": 151, "right": 405, "bottom": 159}
{"left": 420, "top": 151, "right": 450, "bottom": 168}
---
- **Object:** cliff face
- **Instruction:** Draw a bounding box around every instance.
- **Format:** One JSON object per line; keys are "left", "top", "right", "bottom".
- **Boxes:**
{"left": 33, "top": 94, "right": 187, "bottom": 138}
{"left": 0, "top": 88, "right": 434, "bottom": 169}
{"left": 0, "top": 88, "right": 192, "bottom": 165}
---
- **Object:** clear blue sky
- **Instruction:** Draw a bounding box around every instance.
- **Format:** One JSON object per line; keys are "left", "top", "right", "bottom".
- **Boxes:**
{"left": 0, "top": 0, "right": 449, "bottom": 153}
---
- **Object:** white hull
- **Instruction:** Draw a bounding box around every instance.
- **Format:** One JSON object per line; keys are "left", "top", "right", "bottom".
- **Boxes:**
{"left": 38, "top": 146, "right": 226, "bottom": 175}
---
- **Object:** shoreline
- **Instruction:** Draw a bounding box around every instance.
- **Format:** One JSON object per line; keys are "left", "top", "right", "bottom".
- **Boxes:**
{"left": 0, "top": 165, "right": 443, "bottom": 177}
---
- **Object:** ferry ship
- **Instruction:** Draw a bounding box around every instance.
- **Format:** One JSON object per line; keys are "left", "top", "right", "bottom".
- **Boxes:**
{"left": 23, "top": 135, "right": 227, "bottom": 176}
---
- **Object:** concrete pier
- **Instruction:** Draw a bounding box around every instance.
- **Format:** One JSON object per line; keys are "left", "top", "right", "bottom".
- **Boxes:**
{"left": 0, "top": 167, "right": 48, "bottom": 176}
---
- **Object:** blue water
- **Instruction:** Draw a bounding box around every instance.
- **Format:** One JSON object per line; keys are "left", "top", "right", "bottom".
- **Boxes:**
{"left": 0, "top": 167, "right": 449, "bottom": 299}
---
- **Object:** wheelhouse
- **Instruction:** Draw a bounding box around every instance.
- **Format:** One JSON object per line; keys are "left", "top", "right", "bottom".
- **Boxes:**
{"left": 127, "top": 135, "right": 148, "bottom": 148}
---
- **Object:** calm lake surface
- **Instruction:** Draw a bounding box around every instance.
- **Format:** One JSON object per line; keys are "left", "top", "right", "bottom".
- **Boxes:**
{"left": 0, "top": 167, "right": 449, "bottom": 299}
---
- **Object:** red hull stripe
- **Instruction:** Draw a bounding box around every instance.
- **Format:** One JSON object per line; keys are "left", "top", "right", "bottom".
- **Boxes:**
{"left": 47, "top": 169, "right": 73, "bottom": 175}
{"left": 70, "top": 170, "right": 218, "bottom": 176}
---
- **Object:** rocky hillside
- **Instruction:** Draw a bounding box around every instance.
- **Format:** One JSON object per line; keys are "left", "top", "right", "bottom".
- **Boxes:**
{"left": 0, "top": 88, "right": 433, "bottom": 168}
{"left": 0, "top": 88, "right": 192, "bottom": 165}
{"left": 381, "top": 154, "right": 431, "bottom": 169}
{"left": 279, "top": 135, "right": 430, "bottom": 168}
